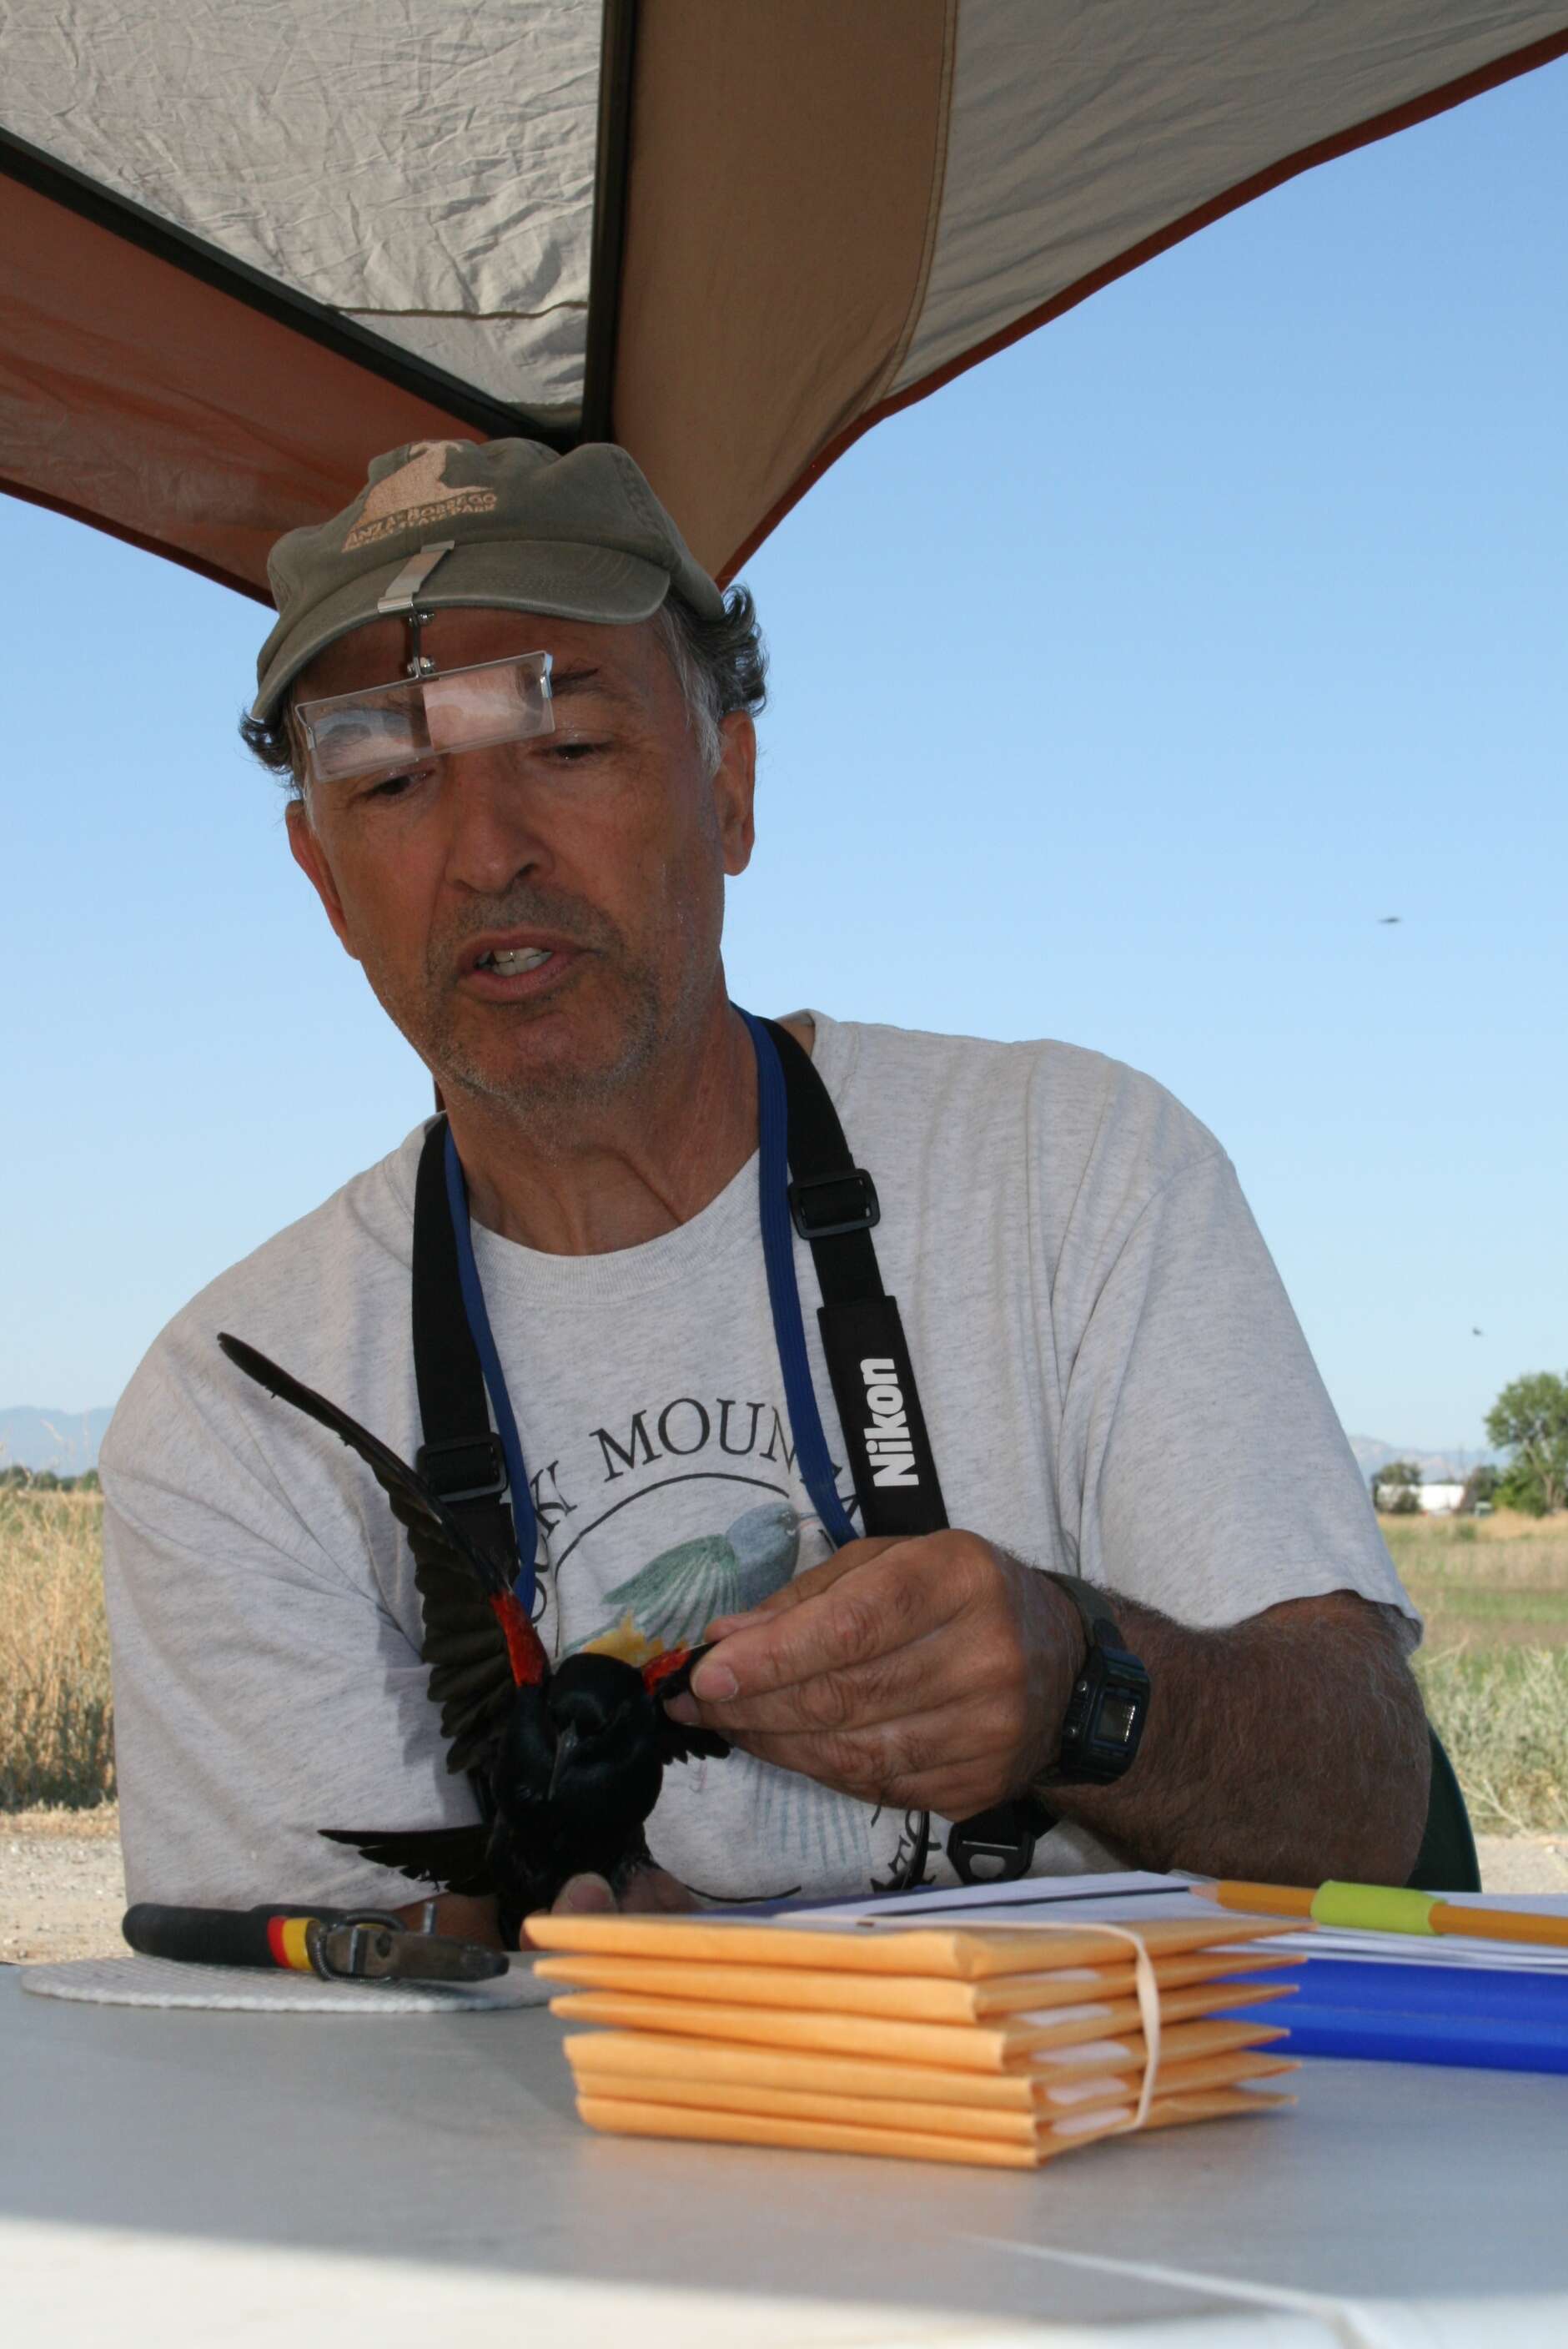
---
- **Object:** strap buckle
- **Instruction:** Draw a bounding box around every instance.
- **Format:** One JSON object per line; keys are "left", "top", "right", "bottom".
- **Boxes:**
{"left": 788, "top": 1166, "right": 881, "bottom": 1241}
{"left": 415, "top": 1432, "right": 509, "bottom": 1506}
{"left": 947, "top": 1800, "right": 1049, "bottom": 1886}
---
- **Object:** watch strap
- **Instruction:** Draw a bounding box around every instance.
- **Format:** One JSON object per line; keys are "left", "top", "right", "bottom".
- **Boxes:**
{"left": 1036, "top": 1571, "right": 1149, "bottom": 1790}
{"left": 1040, "top": 1570, "right": 1126, "bottom": 1652}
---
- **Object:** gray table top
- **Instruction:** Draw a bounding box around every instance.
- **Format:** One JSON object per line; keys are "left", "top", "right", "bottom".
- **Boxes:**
{"left": 5, "top": 1969, "right": 1565, "bottom": 2341}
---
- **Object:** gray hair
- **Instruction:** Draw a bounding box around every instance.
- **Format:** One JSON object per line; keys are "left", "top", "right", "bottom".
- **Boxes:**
{"left": 655, "top": 583, "right": 768, "bottom": 774}
{"left": 238, "top": 583, "right": 766, "bottom": 793}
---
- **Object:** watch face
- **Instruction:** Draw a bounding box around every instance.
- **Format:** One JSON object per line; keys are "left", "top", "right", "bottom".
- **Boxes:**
{"left": 1095, "top": 1692, "right": 1142, "bottom": 1748}
{"left": 1042, "top": 1637, "right": 1149, "bottom": 1788}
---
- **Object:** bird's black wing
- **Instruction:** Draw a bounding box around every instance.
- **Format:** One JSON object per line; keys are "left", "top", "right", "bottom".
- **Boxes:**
{"left": 642, "top": 1643, "right": 731, "bottom": 1765}
{"left": 218, "top": 1333, "right": 541, "bottom": 1778}
{"left": 319, "top": 1823, "right": 495, "bottom": 1899}
{"left": 410, "top": 1541, "right": 543, "bottom": 1778}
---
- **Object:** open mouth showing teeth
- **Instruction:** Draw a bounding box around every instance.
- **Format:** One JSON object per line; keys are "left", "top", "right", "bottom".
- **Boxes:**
{"left": 477, "top": 947, "right": 554, "bottom": 975}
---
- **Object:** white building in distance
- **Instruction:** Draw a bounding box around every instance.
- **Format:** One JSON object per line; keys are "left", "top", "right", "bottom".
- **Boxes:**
{"left": 1375, "top": 1481, "right": 1467, "bottom": 1515}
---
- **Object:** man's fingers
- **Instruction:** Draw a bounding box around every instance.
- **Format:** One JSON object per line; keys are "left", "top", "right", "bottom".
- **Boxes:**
{"left": 550, "top": 1872, "right": 616, "bottom": 1916}
{"left": 726, "top": 1692, "right": 1028, "bottom": 1808}
{"left": 684, "top": 1627, "right": 982, "bottom": 1736}
{"left": 546, "top": 1866, "right": 699, "bottom": 1918}
{"left": 691, "top": 1545, "right": 955, "bottom": 1705}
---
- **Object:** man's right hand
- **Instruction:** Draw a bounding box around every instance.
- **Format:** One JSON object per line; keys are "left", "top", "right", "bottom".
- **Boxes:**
{"left": 400, "top": 1867, "right": 696, "bottom": 1950}
{"left": 393, "top": 1890, "right": 504, "bottom": 1946}
{"left": 519, "top": 1864, "right": 697, "bottom": 1945}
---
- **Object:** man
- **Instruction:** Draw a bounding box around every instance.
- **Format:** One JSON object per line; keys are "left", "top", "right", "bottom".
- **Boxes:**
{"left": 102, "top": 437, "right": 1430, "bottom": 1940}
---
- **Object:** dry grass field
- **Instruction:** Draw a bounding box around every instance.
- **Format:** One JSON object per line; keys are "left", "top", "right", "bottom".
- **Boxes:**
{"left": 0, "top": 1486, "right": 114, "bottom": 1811}
{"left": 1390, "top": 1510, "right": 1568, "bottom": 1835}
{"left": 1, "top": 1487, "right": 1565, "bottom": 1838}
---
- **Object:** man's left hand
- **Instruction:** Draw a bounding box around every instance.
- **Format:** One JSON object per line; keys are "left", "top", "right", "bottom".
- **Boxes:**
{"left": 666, "top": 1532, "right": 1083, "bottom": 1821}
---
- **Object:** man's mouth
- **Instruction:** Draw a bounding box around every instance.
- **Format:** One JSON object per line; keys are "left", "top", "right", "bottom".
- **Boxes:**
{"left": 475, "top": 946, "right": 554, "bottom": 976}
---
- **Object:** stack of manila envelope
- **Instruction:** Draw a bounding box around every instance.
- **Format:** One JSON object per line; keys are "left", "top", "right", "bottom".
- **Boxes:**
{"left": 530, "top": 1909, "right": 1298, "bottom": 2170}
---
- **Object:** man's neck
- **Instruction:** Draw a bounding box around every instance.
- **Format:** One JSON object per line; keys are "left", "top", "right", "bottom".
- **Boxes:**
{"left": 444, "top": 1003, "right": 812, "bottom": 1256}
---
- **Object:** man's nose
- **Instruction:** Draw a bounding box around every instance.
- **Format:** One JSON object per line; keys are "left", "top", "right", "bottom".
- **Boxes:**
{"left": 442, "top": 750, "right": 555, "bottom": 893}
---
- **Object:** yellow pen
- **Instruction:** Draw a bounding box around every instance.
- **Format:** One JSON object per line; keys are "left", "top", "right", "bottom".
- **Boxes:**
{"left": 1197, "top": 1879, "right": 1568, "bottom": 1952}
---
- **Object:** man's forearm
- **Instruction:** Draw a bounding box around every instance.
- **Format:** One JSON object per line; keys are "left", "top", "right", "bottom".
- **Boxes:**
{"left": 1040, "top": 1587, "right": 1431, "bottom": 1887}
{"left": 673, "top": 1535, "right": 1433, "bottom": 1892}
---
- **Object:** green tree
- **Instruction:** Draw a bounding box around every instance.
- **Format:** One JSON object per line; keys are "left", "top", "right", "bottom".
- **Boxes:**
{"left": 1456, "top": 1464, "right": 1499, "bottom": 1515}
{"left": 1485, "top": 1373, "right": 1568, "bottom": 1516}
{"left": 1375, "top": 1460, "right": 1423, "bottom": 1516}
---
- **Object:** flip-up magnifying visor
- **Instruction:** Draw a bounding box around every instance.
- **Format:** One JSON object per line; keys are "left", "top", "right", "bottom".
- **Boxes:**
{"left": 294, "top": 650, "right": 555, "bottom": 790}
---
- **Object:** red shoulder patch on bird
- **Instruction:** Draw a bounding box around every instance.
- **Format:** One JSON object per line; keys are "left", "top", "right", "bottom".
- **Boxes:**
{"left": 641, "top": 1642, "right": 706, "bottom": 1699}
{"left": 490, "top": 1592, "right": 547, "bottom": 1686}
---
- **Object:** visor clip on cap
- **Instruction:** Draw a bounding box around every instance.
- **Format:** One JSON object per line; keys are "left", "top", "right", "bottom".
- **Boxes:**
{"left": 377, "top": 541, "right": 455, "bottom": 677}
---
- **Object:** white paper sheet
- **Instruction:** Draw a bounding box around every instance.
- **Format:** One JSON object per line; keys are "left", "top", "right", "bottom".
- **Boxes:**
{"left": 787, "top": 1871, "right": 1568, "bottom": 1974}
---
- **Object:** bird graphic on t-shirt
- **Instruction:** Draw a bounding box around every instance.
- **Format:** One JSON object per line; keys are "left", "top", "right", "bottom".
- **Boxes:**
{"left": 572, "top": 1501, "right": 802, "bottom": 1666}
{"left": 216, "top": 1334, "right": 729, "bottom": 1940}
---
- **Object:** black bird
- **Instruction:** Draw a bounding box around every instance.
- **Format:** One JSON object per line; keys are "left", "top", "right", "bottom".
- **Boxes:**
{"left": 217, "top": 1334, "right": 728, "bottom": 1940}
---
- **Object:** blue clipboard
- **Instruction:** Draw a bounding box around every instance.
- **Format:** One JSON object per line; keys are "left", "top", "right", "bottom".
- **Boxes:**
{"left": 1216, "top": 1956, "right": 1568, "bottom": 2075}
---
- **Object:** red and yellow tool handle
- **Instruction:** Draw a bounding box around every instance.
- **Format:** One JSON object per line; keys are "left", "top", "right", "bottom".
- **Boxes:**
{"left": 123, "top": 1902, "right": 376, "bottom": 1972}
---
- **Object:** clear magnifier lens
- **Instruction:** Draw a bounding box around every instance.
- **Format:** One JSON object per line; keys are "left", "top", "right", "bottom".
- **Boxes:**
{"left": 420, "top": 652, "right": 554, "bottom": 759}
{"left": 296, "top": 651, "right": 554, "bottom": 787}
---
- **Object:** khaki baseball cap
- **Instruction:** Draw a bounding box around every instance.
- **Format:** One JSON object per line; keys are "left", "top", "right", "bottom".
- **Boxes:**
{"left": 252, "top": 437, "right": 724, "bottom": 721}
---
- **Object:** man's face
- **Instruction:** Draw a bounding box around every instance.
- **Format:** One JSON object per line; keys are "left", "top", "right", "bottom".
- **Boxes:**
{"left": 284, "top": 607, "right": 756, "bottom": 1116}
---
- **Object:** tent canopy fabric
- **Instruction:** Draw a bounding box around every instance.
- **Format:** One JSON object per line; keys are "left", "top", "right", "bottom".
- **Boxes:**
{"left": 3, "top": 2, "right": 1565, "bottom": 602}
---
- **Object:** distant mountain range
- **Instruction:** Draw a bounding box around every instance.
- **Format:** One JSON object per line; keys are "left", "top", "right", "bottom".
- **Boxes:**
{"left": 0, "top": 1406, "right": 117, "bottom": 1475}
{"left": 1348, "top": 1436, "right": 1498, "bottom": 1486}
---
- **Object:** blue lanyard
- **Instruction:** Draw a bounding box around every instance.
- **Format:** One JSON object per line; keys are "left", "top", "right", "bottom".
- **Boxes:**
{"left": 442, "top": 1126, "right": 539, "bottom": 1602}
{"left": 738, "top": 1009, "right": 858, "bottom": 1548}
{"left": 442, "top": 1009, "right": 854, "bottom": 1612}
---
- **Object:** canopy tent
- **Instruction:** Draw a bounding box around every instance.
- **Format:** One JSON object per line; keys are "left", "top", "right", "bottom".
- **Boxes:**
{"left": 3, "top": 2, "right": 1565, "bottom": 601}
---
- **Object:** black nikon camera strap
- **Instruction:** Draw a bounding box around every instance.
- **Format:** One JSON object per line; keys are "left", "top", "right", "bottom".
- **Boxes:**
{"left": 411, "top": 1122, "right": 522, "bottom": 1587}
{"left": 410, "top": 1018, "right": 1048, "bottom": 1889}
{"left": 759, "top": 1019, "right": 1048, "bottom": 1887}
{"left": 759, "top": 1017, "right": 949, "bottom": 1542}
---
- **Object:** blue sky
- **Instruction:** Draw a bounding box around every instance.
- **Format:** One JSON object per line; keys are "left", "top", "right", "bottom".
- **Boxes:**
{"left": 5, "top": 58, "right": 1564, "bottom": 1452}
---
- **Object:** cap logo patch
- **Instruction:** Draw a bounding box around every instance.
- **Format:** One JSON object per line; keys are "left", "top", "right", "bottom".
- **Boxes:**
{"left": 343, "top": 440, "right": 498, "bottom": 552}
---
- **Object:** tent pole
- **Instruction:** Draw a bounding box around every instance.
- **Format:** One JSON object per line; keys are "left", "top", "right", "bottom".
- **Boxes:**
{"left": 580, "top": 0, "right": 640, "bottom": 445}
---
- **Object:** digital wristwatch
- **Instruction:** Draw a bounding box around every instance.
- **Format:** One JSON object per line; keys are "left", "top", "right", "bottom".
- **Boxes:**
{"left": 1033, "top": 1572, "right": 1151, "bottom": 1788}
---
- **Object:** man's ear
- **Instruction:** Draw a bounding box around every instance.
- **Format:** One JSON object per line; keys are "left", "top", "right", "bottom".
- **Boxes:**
{"left": 285, "top": 796, "right": 359, "bottom": 959}
{"left": 712, "top": 712, "right": 756, "bottom": 878}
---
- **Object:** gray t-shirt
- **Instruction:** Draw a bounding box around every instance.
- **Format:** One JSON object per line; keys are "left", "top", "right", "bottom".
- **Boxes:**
{"left": 102, "top": 1014, "right": 1415, "bottom": 1909}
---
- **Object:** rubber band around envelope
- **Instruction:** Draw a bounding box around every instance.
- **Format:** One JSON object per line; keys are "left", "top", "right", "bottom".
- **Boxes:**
{"left": 1013, "top": 1921, "right": 1161, "bottom": 2134}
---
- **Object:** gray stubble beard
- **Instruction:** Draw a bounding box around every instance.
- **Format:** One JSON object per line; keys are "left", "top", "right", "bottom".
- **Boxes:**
{"left": 431, "top": 961, "right": 666, "bottom": 1124}
{"left": 402, "top": 884, "right": 717, "bottom": 1131}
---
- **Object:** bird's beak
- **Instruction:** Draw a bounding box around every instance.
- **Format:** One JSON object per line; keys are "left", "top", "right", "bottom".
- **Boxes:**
{"left": 549, "top": 1723, "right": 580, "bottom": 1800}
